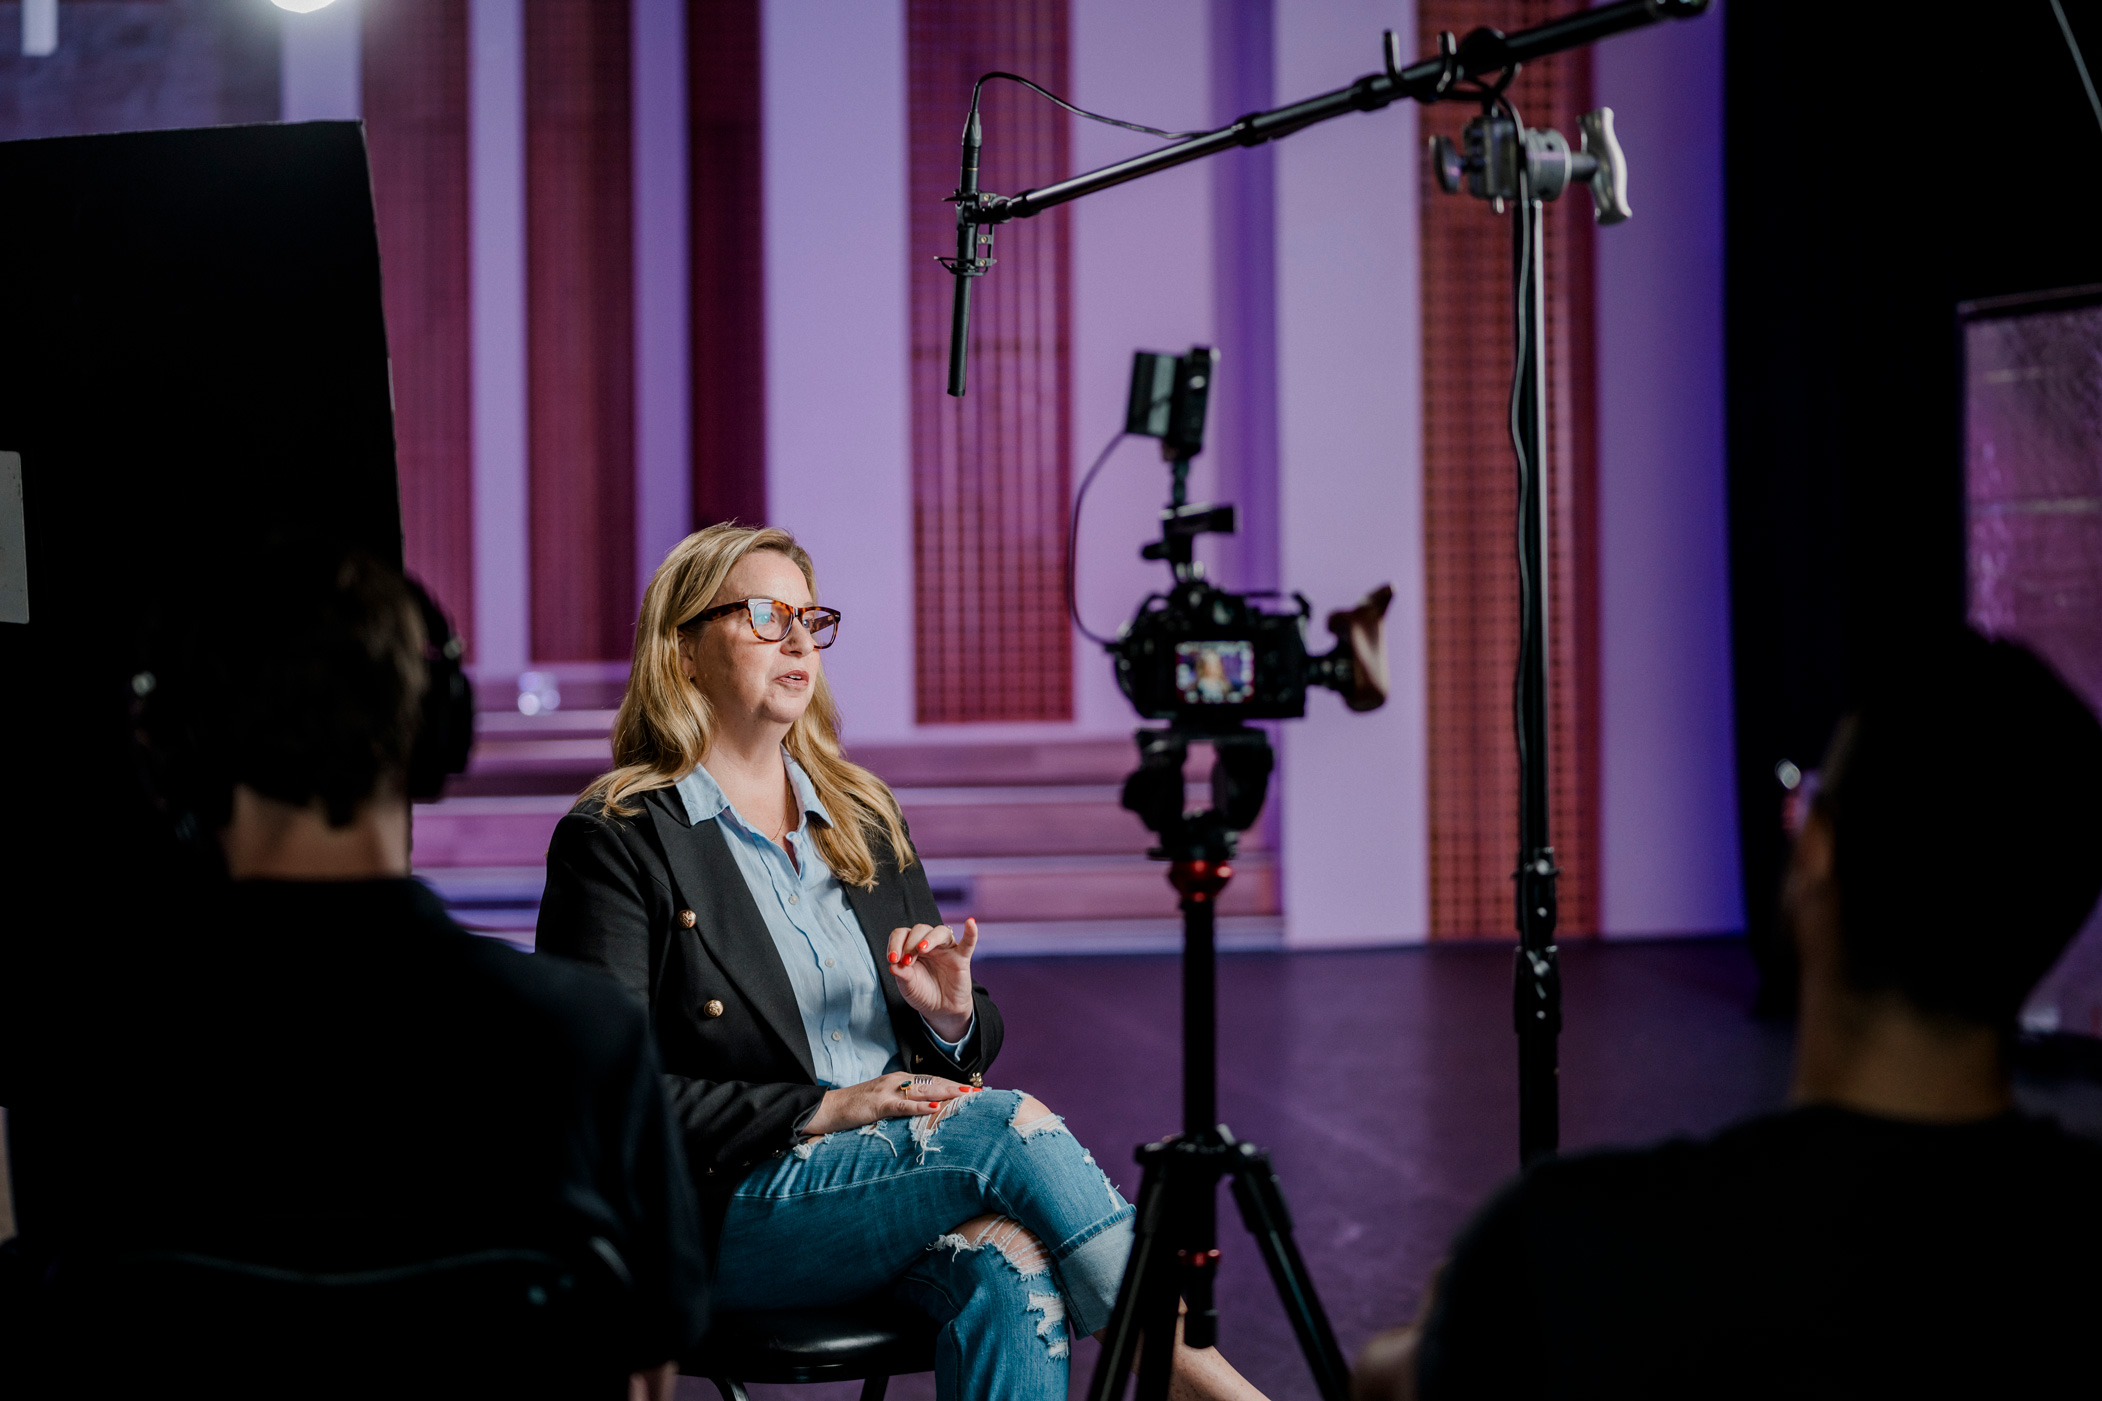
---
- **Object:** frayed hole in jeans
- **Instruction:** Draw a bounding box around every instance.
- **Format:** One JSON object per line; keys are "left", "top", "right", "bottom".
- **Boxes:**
{"left": 970, "top": 1215, "right": 1050, "bottom": 1276}
{"left": 909, "top": 1090, "right": 974, "bottom": 1162}
{"left": 1008, "top": 1094, "right": 1068, "bottom": 1141}
{"left": 1028, "top": 1291, "right": 1070, "bottom": 1358}
{"left": 928, "top": 1217, "right": 1071, "bottom": 1358}
{"left": 931, "top": 1214, "right": 1050, "bottom": 1278}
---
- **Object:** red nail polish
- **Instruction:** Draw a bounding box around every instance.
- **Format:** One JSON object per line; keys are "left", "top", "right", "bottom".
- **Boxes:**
{"left": 888, "top": 952, "right": 898, "bottom": 963}
{"left": 918, "top": 941, "right": 930, "bottom": 953}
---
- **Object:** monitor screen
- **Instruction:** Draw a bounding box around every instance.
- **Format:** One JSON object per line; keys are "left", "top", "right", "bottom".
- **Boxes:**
{"left": 1175, "top": 639, "right": 1255, "bottom": 705}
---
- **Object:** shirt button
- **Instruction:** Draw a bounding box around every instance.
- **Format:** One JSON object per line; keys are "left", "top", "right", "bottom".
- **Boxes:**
{"left": 824, "top": 957, "right": 835, "bottom": 968}
{"left": 788, "top": 894, "right": 799, "bottom": 905}
{"left": 830, "top": 1031, "right": 843, "bottom": 1042}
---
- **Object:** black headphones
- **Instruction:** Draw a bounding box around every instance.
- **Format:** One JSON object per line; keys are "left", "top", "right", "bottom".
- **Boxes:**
{"left": 405, "top": 577, "right": 476, "bottom": 801}
{"left": 133, "top": 570, "right": 476, "bottom": 845}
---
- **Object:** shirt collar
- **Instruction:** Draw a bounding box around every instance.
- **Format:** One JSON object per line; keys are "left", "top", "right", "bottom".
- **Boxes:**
{"left": 673, "top": 750, "right": 834, "bottom": 831}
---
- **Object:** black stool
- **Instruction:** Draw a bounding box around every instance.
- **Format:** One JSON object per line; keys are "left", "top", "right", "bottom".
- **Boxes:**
{"left": 28, "top": 1245, "right": 633, "bottom": 1397}
{"left": 684, "top": 1297, "right": 940, "bottom": 1401}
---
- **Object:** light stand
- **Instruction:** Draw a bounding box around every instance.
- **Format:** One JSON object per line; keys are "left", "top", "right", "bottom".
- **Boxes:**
{"left": 1512, "top": 176, "right": 1564, "bottom": 1164}
{"left": 1513, "top": 181, "right": 1562, "bottom": 1163}
{"left": 1429, "top": 95, "right": 1629, "bottom": 1161}
{"left": 938, "top": 2, "right": 1709, "bottom": 1391}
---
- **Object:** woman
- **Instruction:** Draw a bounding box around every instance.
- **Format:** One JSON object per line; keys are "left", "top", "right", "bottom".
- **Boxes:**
{"left": 538, "top": 525, "right": 1265, "bottom": 1401}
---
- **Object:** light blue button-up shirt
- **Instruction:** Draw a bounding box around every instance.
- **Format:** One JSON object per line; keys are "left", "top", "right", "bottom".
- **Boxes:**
{"left": 674, "top": 754, "right": 969, "bottom": 1088}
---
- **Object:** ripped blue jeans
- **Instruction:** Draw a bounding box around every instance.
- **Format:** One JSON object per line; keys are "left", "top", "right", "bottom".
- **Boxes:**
{"left": 713, "top": 1089, "right": 1136, "bottom": 1401}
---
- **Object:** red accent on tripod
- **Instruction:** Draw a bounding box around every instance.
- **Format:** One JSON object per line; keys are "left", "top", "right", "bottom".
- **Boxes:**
{"left": 1168, "top": 859, "right": 1234, "bottom": 904}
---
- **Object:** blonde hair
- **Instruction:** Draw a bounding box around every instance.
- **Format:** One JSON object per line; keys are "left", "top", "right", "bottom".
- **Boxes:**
{"left": 584, "top": 524, "right": 913, "bottom": 888}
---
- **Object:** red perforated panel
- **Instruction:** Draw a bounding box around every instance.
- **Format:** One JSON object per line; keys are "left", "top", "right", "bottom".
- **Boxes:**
{"left": 1419, "top": 1, "right": 1600, "bottom": 939}
{"left": 526, "top": 0, "right": 636, "bottom": 663}
{"left": 689, "top": 0, "right": 767, "bottom": 532}
{"left": 1968, "top": 298, "right": 2102, "bottom": 1039}
{"left": 907, "top": 0, "right": 1074, "bottom": 724}
{"left": 363, "top": 0, "right": 473, "bottom": 651}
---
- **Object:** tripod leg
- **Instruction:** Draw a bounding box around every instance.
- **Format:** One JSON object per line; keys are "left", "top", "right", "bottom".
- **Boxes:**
{"left": 1227, "top": 1144, "right": 1352, "bottom": 1401}
{"left": 1086, "top": 1146, "right": 1171, "bottom": 1401}
{"left": 1128, "top": 1231, "right": 1189, "bottom": 1401}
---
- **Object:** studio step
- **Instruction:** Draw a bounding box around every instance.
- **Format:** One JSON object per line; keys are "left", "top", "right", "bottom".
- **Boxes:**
{"left": 415, "top": 725, "right": 1281, "bottom": 947}
{"left": 412, "top": 782, "right": 1266, "bottom": 868}
{"left": 418, "top": 855, "right": 1279, "bottom": 955}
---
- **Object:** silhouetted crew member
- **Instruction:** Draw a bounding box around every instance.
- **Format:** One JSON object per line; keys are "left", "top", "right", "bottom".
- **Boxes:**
{"left": 1354, "top": 628, "right": 2102, "bottom": 1400}
{"left": 3, "top": 549, "right": 707, "bottom": 1398}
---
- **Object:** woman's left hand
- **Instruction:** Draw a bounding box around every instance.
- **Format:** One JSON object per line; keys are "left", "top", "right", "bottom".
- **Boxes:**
{"left": 887, "top": 917, "right": 979, "bottom": 1045}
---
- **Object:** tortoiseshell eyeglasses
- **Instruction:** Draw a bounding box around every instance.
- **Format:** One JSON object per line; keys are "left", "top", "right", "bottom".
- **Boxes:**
{"left": 683, "top": 598, "right": 842, "bottom": 649}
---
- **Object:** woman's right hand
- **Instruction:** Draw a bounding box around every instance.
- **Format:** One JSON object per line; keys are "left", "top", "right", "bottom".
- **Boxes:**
{"left": 801, "top": 1071, "right": 975, "bottom": 1137}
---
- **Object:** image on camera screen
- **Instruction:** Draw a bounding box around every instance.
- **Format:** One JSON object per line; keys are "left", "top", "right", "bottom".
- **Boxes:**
{"left": 1175, "top": 639, "right": 1256, "bottom": 705}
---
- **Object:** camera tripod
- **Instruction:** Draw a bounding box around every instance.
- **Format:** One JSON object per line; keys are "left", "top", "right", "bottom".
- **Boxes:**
{"left": 1085, "top": 727, "right": 1351, "bottom": 1401}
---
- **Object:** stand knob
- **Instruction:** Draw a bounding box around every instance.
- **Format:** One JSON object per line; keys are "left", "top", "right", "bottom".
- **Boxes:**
{"left": 1429, "top": 134, "right": 1464, "bottom": 193}
{"left": 1579, "top": 108, "right": 1630, "bottom": 224}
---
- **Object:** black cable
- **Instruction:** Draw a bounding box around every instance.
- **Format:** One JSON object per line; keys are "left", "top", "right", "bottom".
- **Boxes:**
{"left": 967, "top": 72, "right": 1203, "bottom": 145}
{"left": 1502, "top": 96, "right": 1536, "bottom": 835}
{"left": 1068, "top": 431, "right": 1129, "bottom": 645}
{"left": 2050, "top": 0, "right": 2102, "bottom": 137}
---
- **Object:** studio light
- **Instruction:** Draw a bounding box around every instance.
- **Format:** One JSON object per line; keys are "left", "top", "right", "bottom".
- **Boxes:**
{"left": 21, "top": 0, "right": 57, "bottom": 57}
{"left": 271, "top": 0, "right": 341, "bottom": 13}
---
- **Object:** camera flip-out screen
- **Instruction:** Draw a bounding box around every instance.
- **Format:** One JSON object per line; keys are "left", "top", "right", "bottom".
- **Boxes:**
{"left": 1174, "top": 639, "right": 1256, "bottom": 706}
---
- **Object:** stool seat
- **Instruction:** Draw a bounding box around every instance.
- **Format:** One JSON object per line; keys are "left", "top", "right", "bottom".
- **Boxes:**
{"left": 684, "top": 1296, "right": 940, "bottom": 1389}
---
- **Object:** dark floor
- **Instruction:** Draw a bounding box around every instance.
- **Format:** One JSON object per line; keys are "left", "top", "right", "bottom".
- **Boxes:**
{"left": 687, "top": 936, "right": 1789, "bottom": 1400}
{"left": 691, "top": 937, "right": 2102, "bottom": 1401}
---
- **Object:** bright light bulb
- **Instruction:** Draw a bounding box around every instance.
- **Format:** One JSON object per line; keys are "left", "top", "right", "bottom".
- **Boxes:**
{"left": 271, "top": 0, "right": 341, "bottom": 12}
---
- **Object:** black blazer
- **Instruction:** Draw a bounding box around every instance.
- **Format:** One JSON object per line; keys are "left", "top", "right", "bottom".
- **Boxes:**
{"left": 535, "top": 785, "right": 1003, "bottom": 1232}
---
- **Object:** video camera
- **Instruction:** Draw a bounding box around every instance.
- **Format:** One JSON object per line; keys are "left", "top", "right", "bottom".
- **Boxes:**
{"left": 1105, "top": 346, "right": 1393, "bottom": 733}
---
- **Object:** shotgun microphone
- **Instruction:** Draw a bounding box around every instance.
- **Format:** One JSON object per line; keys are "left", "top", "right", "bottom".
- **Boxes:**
{"left": 943, "top": 106, "right": 985, "bottom": 397}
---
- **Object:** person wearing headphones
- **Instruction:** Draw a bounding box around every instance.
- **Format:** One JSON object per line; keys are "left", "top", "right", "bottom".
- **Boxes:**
{"left": 3, "top": 547, "right": 708, "bottom": 1397}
